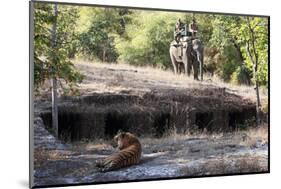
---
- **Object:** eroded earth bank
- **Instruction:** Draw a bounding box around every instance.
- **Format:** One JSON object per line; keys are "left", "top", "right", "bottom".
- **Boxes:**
{"left": 33, "top": 62, "right": 268, "bottom": 187}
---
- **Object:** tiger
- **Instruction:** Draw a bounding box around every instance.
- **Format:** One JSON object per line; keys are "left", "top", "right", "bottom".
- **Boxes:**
{"left": 95, "top": 131, "right": 142, "bottom": 172}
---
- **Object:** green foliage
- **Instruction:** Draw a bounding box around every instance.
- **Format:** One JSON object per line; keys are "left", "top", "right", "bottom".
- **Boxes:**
{"left": 78, "top": 20, "right": 118, "bottom": 61}
{"left": 230, "top": 65, "right": 252, "bottom": 85}
{"left": 195, "top": 14, "right": 214, "bottom": 45}
{"left": 209, "top": 15, "right": 268, "bottom": 86}
{"left": 34, "top": 3, "right": 84, "bottom": 89}
{"left": 33, "top": 3, "right": 268, "bottom": 89}
{"left": 116, "top": 11, "right": 180, "bottom": 68}
{"left": 238, "top": 17, "right": 268, "bottom": 86}
{"left": 257, "top": 61, "right": 268, "bottom": 87}
{"left": 77, "top": 8, "right": 132, "bottom": 62}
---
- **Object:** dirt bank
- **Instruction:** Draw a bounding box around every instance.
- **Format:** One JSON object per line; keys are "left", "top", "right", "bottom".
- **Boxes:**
{"left": 33, "top": 61, "right": 268, "bottom": 187}
{"left": 35, "top": 62, "right": 259, "bottom": 140}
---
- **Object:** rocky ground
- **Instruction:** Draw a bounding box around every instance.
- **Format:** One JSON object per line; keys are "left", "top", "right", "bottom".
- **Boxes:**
{"left": 33, "top": 116, "right": 268, "bottom": 187}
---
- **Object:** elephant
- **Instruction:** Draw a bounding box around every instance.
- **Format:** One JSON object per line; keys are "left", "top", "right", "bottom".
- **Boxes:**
{"left": 192, "top": 39, "right": 204, "bottom": 81}
{"left": 169, "top": 38, "right": 204, "bottom": 80}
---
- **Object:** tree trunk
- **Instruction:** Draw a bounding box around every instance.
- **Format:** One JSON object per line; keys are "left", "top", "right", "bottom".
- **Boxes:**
{"left": 51, "top": 78, "right": 58, "bottom": 137}
{"left": 248, "top": 18, "right": 261, "bottom": 125}
{"left": 51, "top": 4, "right": 58, "bottom": 137}
{"left": 102, "top": 45, "right": 106, "bottom": 62}
{"left": 246, "top": 44, "right": 261, "bottom": 125}
{"left": 255, "top": 78, "right": 261, "bottom": 124}
{"left": 246, "top": 17, "right": 261, "bottom": 125}
{"left": 200, "top": 51, "right": 204, "bottom": 81}
{"left": 231, "top": 40, "right": 251, "bottom": 85}
{"left": 231, "top": 39, "right": 244, "bottom": 64}
{"left": 253, "top": 60, "right": 261, "bottom": 124}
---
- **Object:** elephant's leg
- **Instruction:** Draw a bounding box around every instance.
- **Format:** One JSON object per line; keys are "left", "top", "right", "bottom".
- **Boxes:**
{"left": 184, "top": 62, "right": 188, "bottom": 76}
{"left": 182, "top": 57, "right": 189, "bottom": 76}
{"left": 185, "top": 47, "right": 192, "bottom": 77}
{"left": 182, "top": 47, "right": 189, "bottom": 76}
{"left": 174, "top": 62, "right": 178, "bottom": 74}
{"left": 187, "top": 58, "right": 192, "bottom": 76}
{"left": 194, "top": 65, "right": 199, "bottom": 80}
{"left": 193, "top": 58, "right": 199, "bottom": 80}
{"left": 196, "top": 51, "right": 203, "bottom": 81}
{"left": 185, "top": 52, "right": 193, "bottom": 77}
{"left": 178, "top": 63, "right": 183, "bottom": 74}
{"left": 181, "top": 63, "right": 185, "bottom": 74}
{"left": 200, "top": 53, "right": 204, "bottom": 81}
{"left": 170, "top": 54, "right": 178, "bottom": 74}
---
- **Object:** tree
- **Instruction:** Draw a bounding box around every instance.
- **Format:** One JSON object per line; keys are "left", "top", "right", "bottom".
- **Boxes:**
{"left": 210, "top": 16, "right": 252, "bottom": 84}
{"left": 34, "top": 3, "right": 84, "bottom": 89}
{"left": 210, "top": 15, "right": 268, "bottom": 123}
{"left": 50, "top": 4, "right": 58, "bottom": 137}
{"left": 34, "top": 2, "right": 84, "bottom": 136}
{"left": 243, "top": 16, "right": 268, "bottom": 124}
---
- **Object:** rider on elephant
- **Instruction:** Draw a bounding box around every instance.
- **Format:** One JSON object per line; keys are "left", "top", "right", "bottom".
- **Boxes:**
{"left": 188, "top": 18, "right": 198, "bottom": 38}
{"left": 174, "top": 18, "right": 185, "bottom": 43}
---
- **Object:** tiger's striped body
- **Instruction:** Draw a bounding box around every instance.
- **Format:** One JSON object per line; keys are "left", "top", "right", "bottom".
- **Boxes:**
{"left": 96, "top": 132, "right": 142, "bottom": 172}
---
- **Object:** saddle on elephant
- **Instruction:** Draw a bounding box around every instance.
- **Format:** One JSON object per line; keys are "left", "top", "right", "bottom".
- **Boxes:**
{"left": 170, "top": 36, "right": 197, "bottom": 57}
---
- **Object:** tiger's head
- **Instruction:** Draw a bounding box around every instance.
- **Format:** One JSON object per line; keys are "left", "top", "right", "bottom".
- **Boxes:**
{"left": 113, "top": 131, "right": 139, "bottom": 150}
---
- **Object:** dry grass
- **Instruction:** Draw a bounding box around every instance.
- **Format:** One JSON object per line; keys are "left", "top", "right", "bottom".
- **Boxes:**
{"left": 237, "top": 123, "right": 268, "bottom": 147}
{"left": 141, "top": 130, "right": 216, "bottom": 147}
{"left": 73, "top": 60, "right": 268, "bottom": 104}
{"left": 205, "top": 75, "right": 268, "bottom": 103}
{"left": 34, "top": 149, "right": 73, "bottom": 168}
{"left": 140, "top": 123, "right": 268, "bottom": 148}
{"left": 74, "top": 59, "right": 201, "bottom": 90}
{"left": 179, "top": 155, "right": 268, "bottom": 176}
{"left": 70, "top": 142, "right": 115, "bottom": 153}
{"left": 35, "top": 59, "right": 268, "bottom": 110}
